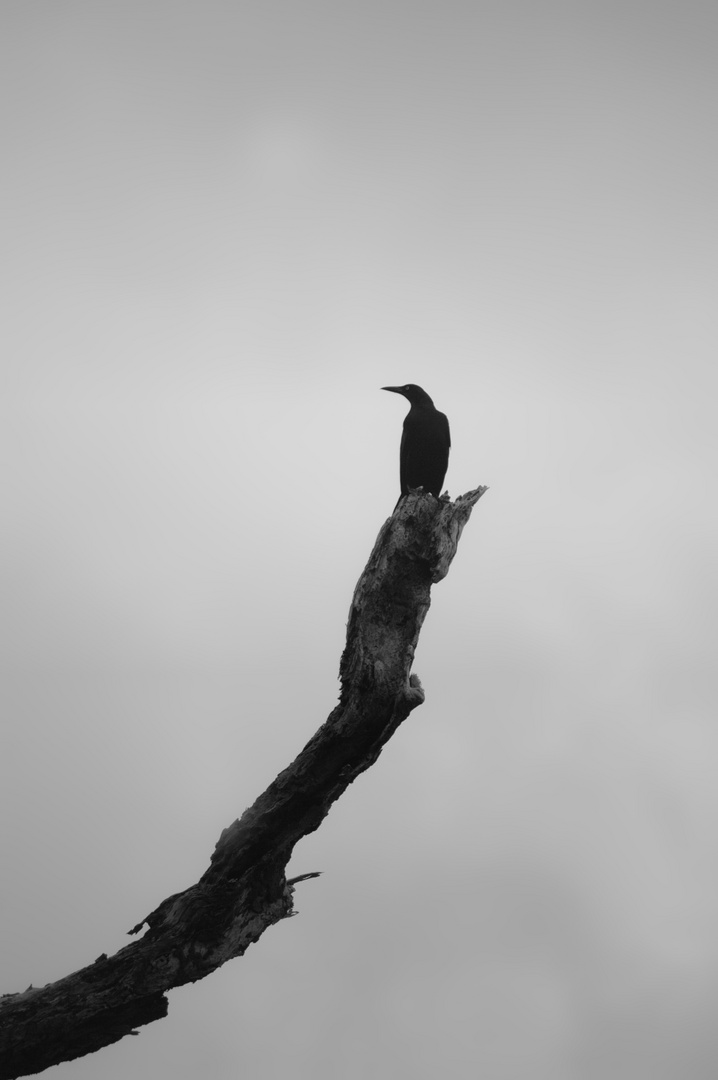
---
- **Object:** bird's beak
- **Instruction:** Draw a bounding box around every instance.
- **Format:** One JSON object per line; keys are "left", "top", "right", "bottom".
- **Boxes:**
{"left": 381, "top": 386, "right": 404, "bottom": 395}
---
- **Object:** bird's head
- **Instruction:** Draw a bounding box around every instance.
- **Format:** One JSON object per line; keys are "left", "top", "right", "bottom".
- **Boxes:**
{"left": 382, "top": 384, "right": 435, "bottom": 406}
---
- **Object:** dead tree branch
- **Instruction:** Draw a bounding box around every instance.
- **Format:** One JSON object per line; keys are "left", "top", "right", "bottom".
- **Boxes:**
{"left": 0, "top": 487, "right": 487, "bottom": 1079}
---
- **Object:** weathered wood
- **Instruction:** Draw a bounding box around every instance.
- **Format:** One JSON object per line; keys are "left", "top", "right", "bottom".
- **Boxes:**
{"left": 0, "top": 487, "right": 487, "bottom": 1079}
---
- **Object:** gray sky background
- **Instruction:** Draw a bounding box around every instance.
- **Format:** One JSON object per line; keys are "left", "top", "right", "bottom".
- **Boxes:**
{"left": 2, "top": 2, "right": 717, "bottom": 1078}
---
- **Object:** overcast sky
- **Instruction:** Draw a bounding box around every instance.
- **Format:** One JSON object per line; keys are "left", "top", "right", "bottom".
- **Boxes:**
{"left": 2, "top": 2, "right": 718, "bottom": 1078}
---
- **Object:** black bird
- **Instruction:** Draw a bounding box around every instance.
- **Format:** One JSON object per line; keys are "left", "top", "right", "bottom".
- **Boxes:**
{"left": 382, "top": 384, "right": 451, "bottom": 501}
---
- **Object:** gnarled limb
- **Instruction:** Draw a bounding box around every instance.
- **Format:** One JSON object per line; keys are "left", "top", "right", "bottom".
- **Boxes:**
{"left": 0, "top": 487, "right": 487, "bottom": 1079}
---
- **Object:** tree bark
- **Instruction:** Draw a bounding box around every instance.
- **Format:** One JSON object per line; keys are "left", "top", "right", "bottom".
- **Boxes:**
{"left": 0, "top": 487, "right": 487, "bottom": 1079}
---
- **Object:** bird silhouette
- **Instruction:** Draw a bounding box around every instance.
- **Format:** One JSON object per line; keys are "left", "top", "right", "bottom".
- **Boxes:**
{"left": 382, "top": 384, "right": 451, "bottom": 502}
